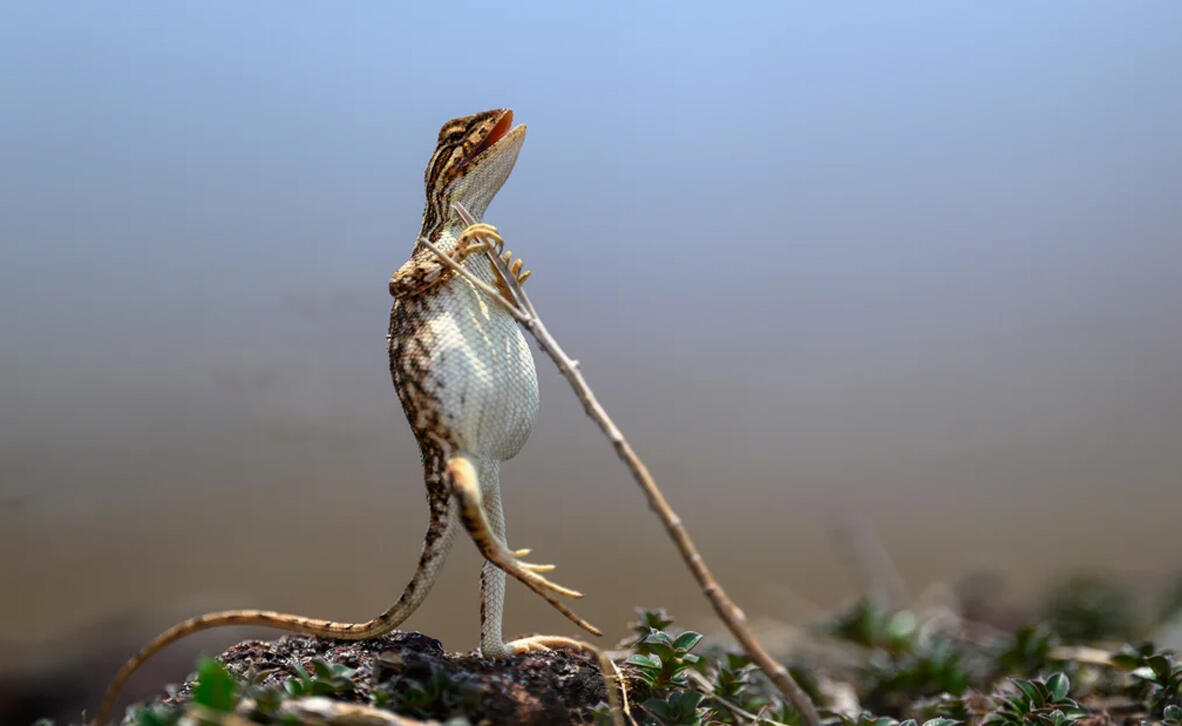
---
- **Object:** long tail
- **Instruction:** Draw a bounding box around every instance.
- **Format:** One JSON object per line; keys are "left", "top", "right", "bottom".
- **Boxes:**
{"left": 95, "top": 494, "right": 458, "bottom": 725}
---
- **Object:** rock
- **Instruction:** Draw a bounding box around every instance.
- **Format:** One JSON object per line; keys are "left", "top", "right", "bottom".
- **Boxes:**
{"left": 170, "top": 632, "right": 609, "bottom": 726}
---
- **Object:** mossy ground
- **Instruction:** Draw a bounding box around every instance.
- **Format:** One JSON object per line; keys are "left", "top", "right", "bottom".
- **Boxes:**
{"left": 64, "top": 574, "right": 1182, "bottom": 726}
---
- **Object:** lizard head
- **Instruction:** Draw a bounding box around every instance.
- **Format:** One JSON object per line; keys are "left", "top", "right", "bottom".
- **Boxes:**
{"left": 421, "top": 108, "right": 526, "bottom": 239}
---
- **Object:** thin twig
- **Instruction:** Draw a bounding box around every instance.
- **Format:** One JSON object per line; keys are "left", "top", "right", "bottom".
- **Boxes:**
{"left": 427, "top": 203, "right": 822, "bottom": 726}
{"left": 595, "top": 642, "right": 631, "bottom": 726}
{"left": 608, "top": 657, "right": 638, "bottom": 726}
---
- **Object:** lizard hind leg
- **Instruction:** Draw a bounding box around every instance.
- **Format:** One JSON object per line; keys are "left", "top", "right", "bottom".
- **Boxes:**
{"left": 444, "top": 455, "right": 602, "bottom": 652}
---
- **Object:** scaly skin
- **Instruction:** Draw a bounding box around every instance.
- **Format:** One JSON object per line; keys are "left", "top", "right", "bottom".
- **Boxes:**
{"left": 386, "top": 108, "right": 598, "bottom": 654}
{"left": 94, "top": 109, "right": 596, "bottom": 726}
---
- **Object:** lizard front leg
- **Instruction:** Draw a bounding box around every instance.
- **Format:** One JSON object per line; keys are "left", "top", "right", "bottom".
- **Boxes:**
{"left": 388, "top": 223, "right": 505, "bottom": 299}
{"left": 445, "top": 455, "right": 602, "bottom": 644}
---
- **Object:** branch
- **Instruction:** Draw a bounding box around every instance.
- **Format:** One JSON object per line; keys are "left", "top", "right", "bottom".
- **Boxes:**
{"left": 435, "top": 203, "right": 822, "bottom": 726}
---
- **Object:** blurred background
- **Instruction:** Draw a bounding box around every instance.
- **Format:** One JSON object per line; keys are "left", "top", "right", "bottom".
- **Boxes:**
{"left": 2, "top": 1, "right": 1180, "bottom": 722}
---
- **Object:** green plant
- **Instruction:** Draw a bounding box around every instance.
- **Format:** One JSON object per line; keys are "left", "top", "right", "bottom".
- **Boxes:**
{"left": 828, "top": 600, "right": 919, "bottom": 656}
{"left": 626, "top": 629, "right": 705, "bottom": 691}
{"left": 982, "top": 672, "right": 1089, "bottom": 726}
{"left": 1112, "top": 642, "right": 1182, "bottom": 715}
{"left": 382, "top": 664, "right": 480, "bottom": 720}
{"left": 629, "top": 608, "right": 677, "bottom": 642}
{"left": 995, "top": 624, "right": 1059, "bottom": 677}
{"left": 908, "top": 693, "right": 972, "bottom": 723}
{"left": 825, "top": 602, "right": 969, "bottom": 714}
{"left": 829, "top": 714, "right": 958, "bottom": 726}
{"left": 707, "top": 654, "right": 769, "bottom": 720}
{"left": 641, "top": 690, "right": 706, "bottom": 726}
{"left": 862, "top": 640, "right": 969, "bottom": 709}
{"left": 622, "top": 620, "right": 714, "bottom": 725}
{"left": 282, "top": 659, "right": 357, "bottom": 697}
{"left": 130, "top": 658, "right": 241, "bottom": 725}
{"left": 1043, "top": 576, "right": 1137, "bottom": 642}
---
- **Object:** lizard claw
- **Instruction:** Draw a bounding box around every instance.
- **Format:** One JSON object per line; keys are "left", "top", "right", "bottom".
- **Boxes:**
{"left": 499, "top": 250, "right": 531, "bottom": 284}
{"left": 454, "top": 223, "right": 504, "bottom": 263}
{"left": 497, "top": 546, "right": 582, "bottom": 598}
{"left": 488, "top": 249, "right": 532, "bottom": 299}
{"left": 511, "top": 548, "right": 554, "bottom": 571}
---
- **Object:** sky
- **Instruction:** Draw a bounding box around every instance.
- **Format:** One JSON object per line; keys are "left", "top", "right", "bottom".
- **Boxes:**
{"left": 1, "top": 1, "right": 1181, "bottom": 716}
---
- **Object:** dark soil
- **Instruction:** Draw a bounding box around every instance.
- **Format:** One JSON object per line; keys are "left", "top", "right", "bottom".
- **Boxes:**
{"left": 172, "top": 631, "right": 608, "bottom": 725}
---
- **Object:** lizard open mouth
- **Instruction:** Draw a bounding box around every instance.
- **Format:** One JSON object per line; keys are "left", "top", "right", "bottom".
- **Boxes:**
{"left": 469, "top": 110, "right": 515, "bottom": 161}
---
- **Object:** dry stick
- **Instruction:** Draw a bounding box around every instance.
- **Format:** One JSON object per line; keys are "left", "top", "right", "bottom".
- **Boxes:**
{"left": 596, "top": 646, "right": 631, "bottom": 726}
{"left": 422, "top": 203, "right": 823, "bottom": 726}
{"left": 607, "top": 657, "right": 638, "bottom": 726}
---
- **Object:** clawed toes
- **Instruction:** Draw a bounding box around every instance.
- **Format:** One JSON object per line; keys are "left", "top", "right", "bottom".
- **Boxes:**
{"left": 506, "top": 635, "right": 594, "bottom": 654}
{"left": 494, "top": 250, "right": 532, "bottom": 285}
{"left": 458, "top": 223, "right": 503, "bottom": 249}
{"left": 503, "top": 547, "right": 580, "bottom": 597}
{"left": 526, "top": 572, "right": 583, "bottom": 599}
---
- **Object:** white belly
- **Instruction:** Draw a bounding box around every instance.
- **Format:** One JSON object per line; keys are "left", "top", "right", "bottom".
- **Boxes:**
{"left": 420, "top": 277, "right": 538, "bottom": 461}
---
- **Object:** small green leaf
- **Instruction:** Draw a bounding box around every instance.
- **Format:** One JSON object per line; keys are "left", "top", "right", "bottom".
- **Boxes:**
{"left": 311, "top": 660, "right": 333, "bottom": 679}
{"left": 673, "top": 631, "right": 704, "bottom": 652}
{"left": 1132, "top": 665, "right": 1156, "bottom": 681}
{"left": 1013, "top": 678, "right": 1040, "bottom": 704}
{"left": 923, "top": 720, "right": 960, "bottom": 726}
{"left": 192, "top": 657, "right": 237, "bottom": 712}
{"left": 1046, "top": 672, "right": 1070, "bottom": 701}
{"left": 625, "top": 653, "right": 661, "bottom": 669}
{"left": 642, "top": 698, "right": 672, "bottom": 719}
{"left": 673, "top": 690, "right": 705, "bottom": 709}
{"left": 1149, "top": 655, "right": 1173, "bottom": 680}
{"left": 644, "top": 630, "right": 674, "bottom": 648}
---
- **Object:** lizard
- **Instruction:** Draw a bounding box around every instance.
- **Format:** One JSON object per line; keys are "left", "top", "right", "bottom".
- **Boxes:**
{"left": 95, "top": 108, "right": 599, "bottom": 725}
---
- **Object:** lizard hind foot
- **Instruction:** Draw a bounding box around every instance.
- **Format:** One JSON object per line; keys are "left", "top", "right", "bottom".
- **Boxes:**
{"left": 489, "top": 249, "right": 532, "bottom": 299}
{"left": 504, "top": 634, "right": 595, "bottom": 655}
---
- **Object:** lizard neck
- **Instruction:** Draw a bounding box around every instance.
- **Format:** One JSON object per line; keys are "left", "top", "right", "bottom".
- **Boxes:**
{"left": 420, "top": 187, "right": 499, "bottom": 245}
